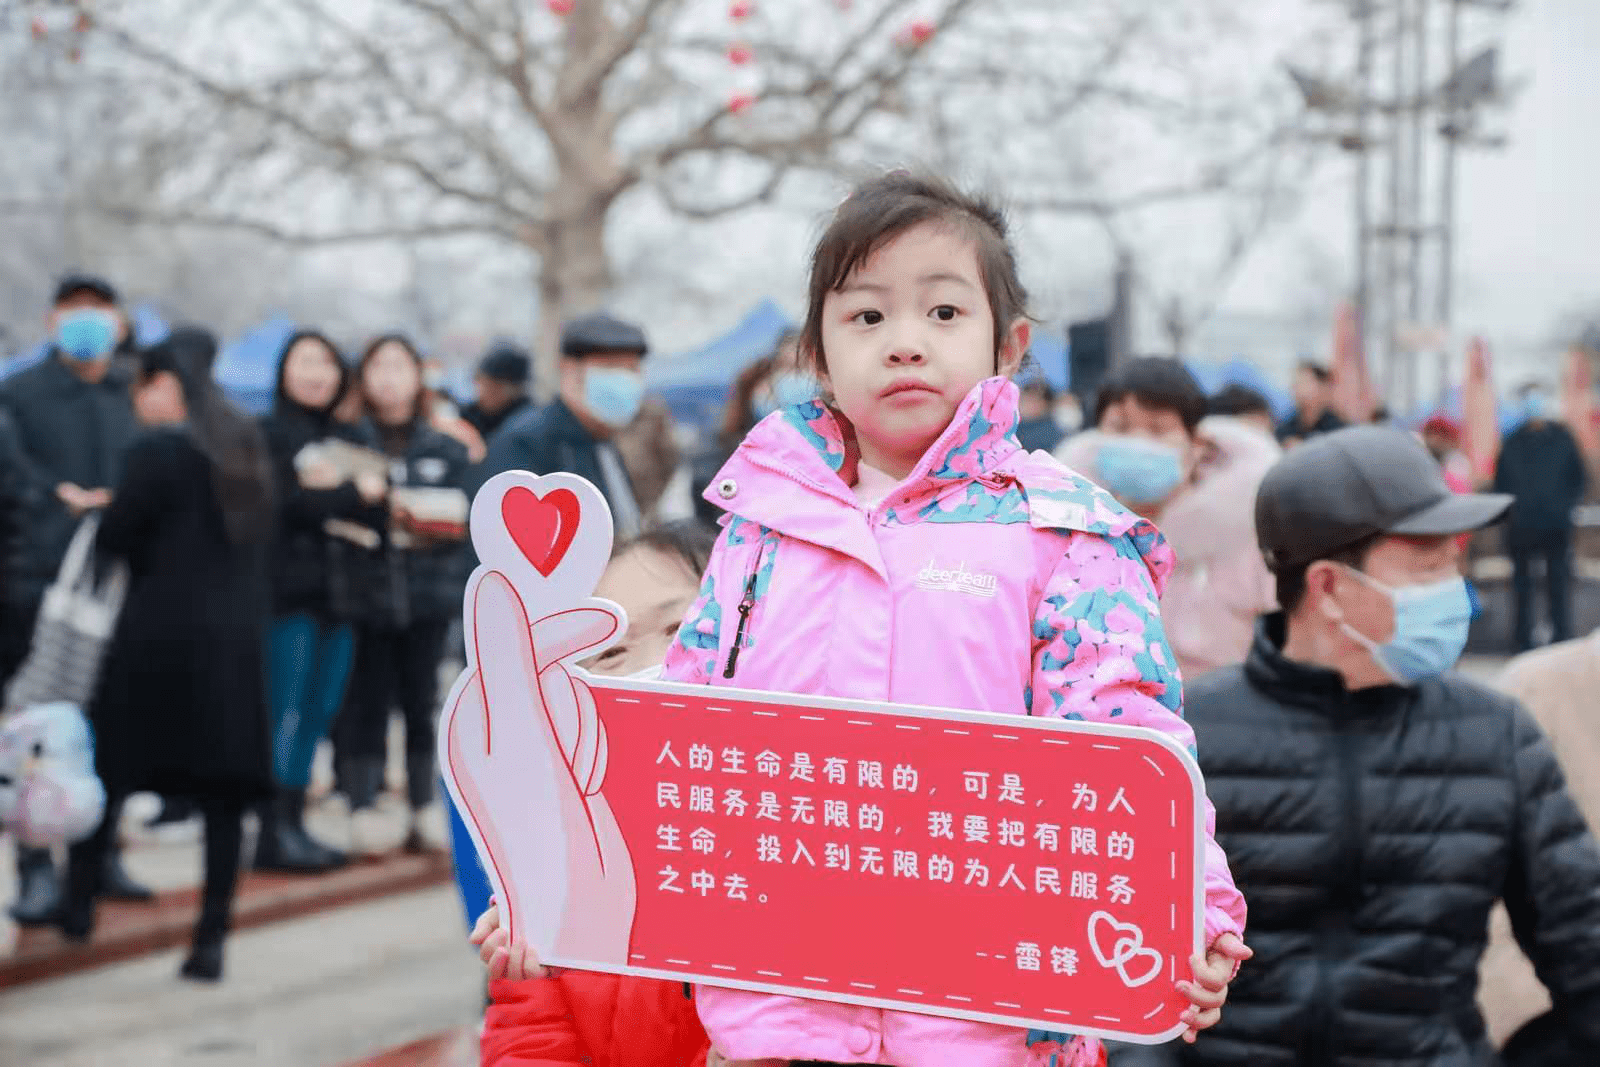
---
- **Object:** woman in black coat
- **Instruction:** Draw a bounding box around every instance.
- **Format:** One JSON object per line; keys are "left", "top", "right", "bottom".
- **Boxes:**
{"left": 341, "top": 334, "right": 469, "bottom": 856}
{"left": 256, "top": 330, "right": 387, "bottom": 873}
{"left": 60, "top": 327, "right": 276, "bottom": 982}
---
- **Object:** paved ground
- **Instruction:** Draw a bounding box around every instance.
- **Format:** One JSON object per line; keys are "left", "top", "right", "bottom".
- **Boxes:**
{"left": 0, "top": 887, "right": 482, "bottom": 1067}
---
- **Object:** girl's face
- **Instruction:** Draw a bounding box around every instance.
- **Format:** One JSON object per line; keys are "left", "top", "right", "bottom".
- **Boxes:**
{"left": 132, "top": 370, "right": 186, "bottom": 426}
{"left": 282, "top": 338, "right": 343, "bottom": 412}
{"left": 818, "top": 223, "right": 1028, "bottom": 479}
{"left": 362, "top": 341, "right": 423, "bottom": 423}
{"left": 584, "top": 545, "right": 702, "bottom": 678}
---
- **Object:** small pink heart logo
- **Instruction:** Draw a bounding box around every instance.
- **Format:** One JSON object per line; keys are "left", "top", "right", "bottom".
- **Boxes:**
{"left": 501, "top": 487, "right": 582, "bottom": 578}
{"left": 1088, "top": 911, "right": 1164, "bottom": 989}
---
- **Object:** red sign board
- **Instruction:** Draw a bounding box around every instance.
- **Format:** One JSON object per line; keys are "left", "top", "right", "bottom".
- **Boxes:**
{"left": 442, "top": 473, "right": 1205, "bottom": 1046}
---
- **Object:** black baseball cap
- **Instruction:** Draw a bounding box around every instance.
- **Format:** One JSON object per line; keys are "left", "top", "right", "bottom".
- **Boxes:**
{"left": 560, "top": 312, "right": 648, "bottom": 358}
{"left": 52, "top": 272, "right": 119, "bottom": 306}
{"left": 1255, "top": 425, "right": 1511, "bottom": 570}
{"left": 478, "top": 342, "right": 531, "bottom": 384}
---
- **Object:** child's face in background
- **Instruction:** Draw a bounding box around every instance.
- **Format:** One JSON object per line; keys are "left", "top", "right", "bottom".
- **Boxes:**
{"left": 583, "top": 544, "right": 702, "bottom": 677}
{"left": 818, "top": 222, "right": 1028, "bottom": 479}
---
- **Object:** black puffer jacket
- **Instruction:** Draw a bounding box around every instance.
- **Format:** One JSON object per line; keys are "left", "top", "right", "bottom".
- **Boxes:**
{"left": 0, "top": 409, "right": 29, "bottom": 616}
{"left": 260, "top": 382, "right": 387, "bottom": 620}
{"left": 0, "top": 353, "right": 138, "bottom": 608}
{"left": 1135, "top": 615, "right": 1600, "bottom": 1067}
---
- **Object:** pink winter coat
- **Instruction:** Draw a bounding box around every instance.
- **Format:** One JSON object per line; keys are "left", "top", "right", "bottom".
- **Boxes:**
{"left": 662, "top": 378, "right": 1246, "bottom": 1067}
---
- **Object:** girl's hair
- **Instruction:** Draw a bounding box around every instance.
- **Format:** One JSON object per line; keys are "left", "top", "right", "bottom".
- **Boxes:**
{"left": 273, "top": 328, "right": 349, "bottom": 419}
{"left": 798, "top": 171, "right": 1029, "bottom": 376}
{"left": 717, "top": 329, "right": 800, "bottom": 446}
{"left": 138, "top": 327, "right": 276, "bottom": 547}
{"left": 358, "top": 332, "right": 427, "bottom": 423}
{"left": 615, "top": 519, "right": 719, "bottom": 577}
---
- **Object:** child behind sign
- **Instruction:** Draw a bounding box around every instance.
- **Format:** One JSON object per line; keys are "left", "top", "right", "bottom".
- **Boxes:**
{"left": 662, "top": 173, "right": 1250, "bottom": 1067}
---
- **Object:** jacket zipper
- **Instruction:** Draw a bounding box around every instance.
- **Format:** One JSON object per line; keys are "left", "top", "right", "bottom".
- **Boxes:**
{"left": 722, "top": 541, "right": 768, "bottom": 679}
{"left": 1309, "top": 718, "right": 1363, "bottom": 1067}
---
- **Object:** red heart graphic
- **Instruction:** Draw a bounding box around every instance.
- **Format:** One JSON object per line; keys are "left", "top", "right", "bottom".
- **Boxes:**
{"left": 501, "top": 487, "right": 581, "bottom": 577}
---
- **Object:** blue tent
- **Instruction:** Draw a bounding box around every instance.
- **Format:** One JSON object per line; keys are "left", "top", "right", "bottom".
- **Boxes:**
{"left": 650, "top": 299, "right": 794, "bottom": 429}
{"left": 1214, "top": 358, "right": 1294, "bottom": 422}
{"left": 1026, "top": 330, "right": 1069, "bottom": 390}
{"left": 213, "top": 316, "right": 297, "bottom": 415}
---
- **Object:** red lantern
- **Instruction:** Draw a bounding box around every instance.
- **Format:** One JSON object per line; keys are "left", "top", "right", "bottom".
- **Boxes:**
{"left": 727, "top": 42, "right": 752, "bottom": 66}
{"left": 547, "top": 0, "right": 575, "bottom": 14}
{"left": 728, "top": 91, "right": 757, "bottom": 114}
{"left": 75, "top": 12, "right": 94, "bottom": 33}
{"left": 729, "top": 0, "right": 754, "bottom": 19}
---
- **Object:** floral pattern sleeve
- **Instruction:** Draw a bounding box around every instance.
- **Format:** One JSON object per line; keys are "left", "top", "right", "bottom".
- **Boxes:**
{"left": 661, "top": 528, "right": 731, "bottom": 686}
{"left": 1029, "top": 527, "right": 1248, "bottom": 947}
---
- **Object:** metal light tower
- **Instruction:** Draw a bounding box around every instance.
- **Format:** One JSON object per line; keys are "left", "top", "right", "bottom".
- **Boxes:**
{"left": 1290, "top": 0, "right": 1514, "bottom": 416}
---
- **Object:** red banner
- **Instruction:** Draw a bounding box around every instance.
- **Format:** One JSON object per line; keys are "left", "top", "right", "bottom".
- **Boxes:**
{"left": 592, "top": 682, "right": 1202, "bottom": 1043}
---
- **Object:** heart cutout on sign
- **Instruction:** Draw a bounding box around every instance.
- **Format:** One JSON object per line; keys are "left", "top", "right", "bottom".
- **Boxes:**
{"left": 502, "top": 486, "right": 582, "bottom": 577}
{"left": 1088, "top": 911, "right": 1164, "bottom": 989}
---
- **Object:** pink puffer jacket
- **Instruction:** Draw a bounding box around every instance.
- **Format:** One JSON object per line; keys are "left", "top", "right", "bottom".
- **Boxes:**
{"left": 662, "top": 378, "right": 1245, "bottom": 1067}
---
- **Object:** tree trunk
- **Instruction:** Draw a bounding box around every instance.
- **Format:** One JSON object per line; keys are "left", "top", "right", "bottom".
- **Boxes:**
{"left": 535, "top": 197, "right": 614, "bottom": 399}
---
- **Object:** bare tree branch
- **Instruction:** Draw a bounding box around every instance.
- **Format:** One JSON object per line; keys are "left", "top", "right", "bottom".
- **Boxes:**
{"left": 0, "top": 198, "right": 519, "bottom": 247}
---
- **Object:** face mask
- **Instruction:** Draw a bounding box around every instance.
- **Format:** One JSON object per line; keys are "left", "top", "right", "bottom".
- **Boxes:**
{"left": 1094, "top": 436, "right": 1186, "bottom": 505}
{"left": 1339, "top": 566, "right": 1472, "bottom": 685}
{"left": 55, "top": 309, "right": 118, "bottom": 362}
{"left": 1053, "top": 404, "right": 1083, "bottom": 434}
{"left": 1523, "top": 391, "right": 1548, "bottom": 420}
{"left": 755, "top": 372, "right": 819, "bottom": 419}
{"left": 583, "top": 366, "right": 646, "bottom": 428}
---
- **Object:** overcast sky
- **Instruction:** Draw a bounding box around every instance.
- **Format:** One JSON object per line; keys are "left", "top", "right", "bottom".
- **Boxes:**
{"left": 1224, "top": 0, "right": 1599, "bottom": 388}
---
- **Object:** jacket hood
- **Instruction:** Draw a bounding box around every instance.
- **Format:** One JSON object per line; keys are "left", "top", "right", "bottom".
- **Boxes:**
{"left": 706, "top": 376, "right": 1174, "bottom": 591}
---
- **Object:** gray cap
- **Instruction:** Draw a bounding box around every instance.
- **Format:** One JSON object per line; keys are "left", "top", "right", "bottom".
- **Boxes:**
{"left": 1255, "top": 424, "right": 1511, "bottom": 570}
{"left": 560, "top": 312, "right": 648, "bottom": 358}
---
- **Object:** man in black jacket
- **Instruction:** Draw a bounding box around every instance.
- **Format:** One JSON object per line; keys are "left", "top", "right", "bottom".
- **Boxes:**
{"left": 459, "top": 341, "right": 533, "bottom": 443}
{"left": 1276, "top": 360, "right": 1345, "bottom": 448}
{"left": 1118, "top": 426, "right": 1600, "bottom": 1067}
{"left": 0, "top": 273, "right": 151, "bottom": 924}
{"left": 475, "top": 312, "right": 647, "bottom": 539}
{"left": 1493, "top": 381, "right": 1588, "bottom": 650}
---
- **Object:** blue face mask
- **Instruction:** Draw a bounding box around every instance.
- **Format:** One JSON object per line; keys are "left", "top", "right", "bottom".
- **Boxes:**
{"left": 1341, "top": 567, "right": 1472, "bottom": 685}
{"left": 55, "top": 309, "right": 118, "bottom": 362}
{"left": 1523, "top": 390, "right": 1549, "bottom": 420}
{"left": 583, "top": 367, "right": 645, "bottom": 429}
{"left": 754, "top": 372, "right": 820, "bottom": 419}
{"left": 1094, "top": 436, "right": 1186, "bottom": 505}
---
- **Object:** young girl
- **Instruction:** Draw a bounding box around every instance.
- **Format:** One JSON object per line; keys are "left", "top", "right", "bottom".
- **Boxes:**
{"left": 660, "top": 173, "right": 1248, "bottom": 1067}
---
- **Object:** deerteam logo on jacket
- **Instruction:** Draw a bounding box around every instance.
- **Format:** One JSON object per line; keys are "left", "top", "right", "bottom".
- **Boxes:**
{"left": 916, "top": 558, "right": 999, "bottom": 598}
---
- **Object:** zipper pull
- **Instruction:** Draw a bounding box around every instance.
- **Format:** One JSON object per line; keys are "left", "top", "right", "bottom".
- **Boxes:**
{"left": 722, "top": 570, "right": 760, "bottom": 679}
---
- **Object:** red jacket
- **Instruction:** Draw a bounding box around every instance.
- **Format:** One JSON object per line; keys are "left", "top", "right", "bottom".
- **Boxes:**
{"left": 484, "top": 973, "right": 710, "bottom": 1067}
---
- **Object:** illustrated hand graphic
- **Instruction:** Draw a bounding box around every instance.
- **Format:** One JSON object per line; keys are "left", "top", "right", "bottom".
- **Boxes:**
{"left": 445, "top": 570, "right": 638, "bottom": 967}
